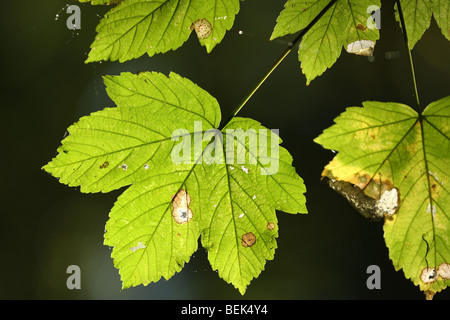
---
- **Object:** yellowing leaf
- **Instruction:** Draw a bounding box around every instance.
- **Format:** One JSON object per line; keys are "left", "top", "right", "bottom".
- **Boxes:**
{"left": 314, "top": 97, "right": 450, "bottom": 298}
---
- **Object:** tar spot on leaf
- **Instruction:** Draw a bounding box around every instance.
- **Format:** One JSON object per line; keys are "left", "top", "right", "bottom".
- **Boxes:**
{"left": 190, "top": 18, "right": 212, "bottom": 39}
{"left": 420, "top": 267, "right": 438, "bottom": 284}
{"left": 241, "top": 232, "right": 256, "bottom": 247}
{"left": 99, "top": 161, "right": 109, "bottom": 169}
{"left": 171, "top": 189, "right": 193, "bottom": 224}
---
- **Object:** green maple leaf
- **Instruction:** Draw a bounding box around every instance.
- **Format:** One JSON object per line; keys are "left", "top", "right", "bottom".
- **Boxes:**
{"left": 314, "top": 97, "right": 450, "bottom": 298}
{"left": 395, "top": 0, "right": 450, "bottom": 49}
{"left": 43, "top": 71, "right": 307, "bottom": 294}
{"left": 270, "top": 0, "right": 380, "bottom": 85}
{"left": 85, "top": 0, "right": 240, "bottom": 63}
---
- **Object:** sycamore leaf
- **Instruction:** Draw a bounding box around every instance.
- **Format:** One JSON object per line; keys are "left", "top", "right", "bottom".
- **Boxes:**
{"left": 314, "top": 97, "right": 450, "bottom": 298}
{"left": 85, "top": 0, "right": 240, "bottom": 63}
{"left": 431, "top": 0, "right": 450, "bottom": 41}
{"left": 271, "top": 0, "right": 380, "bottom": 85}
{"left": 43, "top": 72, "right": 220, "bottom": 193}
{"left": 395, "top": 0, "right": 450, "bottom": 49}
{"left": 43, "top": 71, "right": 307, "bottom": 294}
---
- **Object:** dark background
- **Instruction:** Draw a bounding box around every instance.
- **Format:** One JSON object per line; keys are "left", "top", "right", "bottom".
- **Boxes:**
{"left": 1, "top": 0, "right": 449, "bottom": 300}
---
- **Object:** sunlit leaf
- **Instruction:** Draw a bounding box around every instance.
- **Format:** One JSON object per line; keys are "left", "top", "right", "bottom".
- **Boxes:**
{"left": 43, "top": 71, "right": 307, "bottom": 294}
{"left": 314, "top": 97, "right": 450, "bottom": 298}
{"left": 85, "top": 0, "right": 240, "bottom": 63}
{"left": 395, "top": 0, "right": 450, "bottom": 48}
{"left": 271, "top": 0, "right": 380, "bottom": 84}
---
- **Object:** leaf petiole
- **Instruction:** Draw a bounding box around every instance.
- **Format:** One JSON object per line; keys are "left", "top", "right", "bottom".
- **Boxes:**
{"left": 396, "top": 0, "right": 421, "bottom": 113}
{"left": 219, "top": 0, "right": 338, "bottom": 130}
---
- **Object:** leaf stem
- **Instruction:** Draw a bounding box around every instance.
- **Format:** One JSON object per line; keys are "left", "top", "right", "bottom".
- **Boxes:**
{"left": 218, "top": 0, "right": 338, "bottom": 130}
{"left": 396, "top": 0, "right": 421, "bottom": 114}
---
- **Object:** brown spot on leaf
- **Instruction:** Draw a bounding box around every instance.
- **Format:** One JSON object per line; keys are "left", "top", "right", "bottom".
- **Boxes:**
{"left": 241, "top": 232, "right": 256, "bottom": 247}
{"left": 267, "top": 222, "right": 275, "bottom": 230}
{"left": 99, "top": 161, "right": 109, "bottom": 169}
{"left": 356, "top": 23, "right": 367, "bottom": 31}
{"left": 190, "top": 18, "right": 212, "bottom": 39}
{"left": 171, "top": 189, "right": 193, "bottom": 224}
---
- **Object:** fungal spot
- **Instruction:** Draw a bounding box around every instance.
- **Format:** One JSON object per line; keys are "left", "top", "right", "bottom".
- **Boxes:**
{"left": 190, "top": 18, "right": 212, "bottom": 39}
{"left": 99, "top": 161, "right": 109, "bottom": 169}
{"left": 143, "top": 164, "right": 150, "bottom": 170}
{"left": 130, "top": 241, "right": 146, "bottom": 252}
{"left": 346, "top": 40, "right": 375, "bottom": 56}
{"left": 241, "top": 165, "right": 249, "bottom": 174}
{"left": 267, "top": 222, "right": 275, "bottom": 230}
{"left": 171, "top": 189, "right": 193, "bottom": 224}
{"left": 420, "top": 267, "right": 438, "bottom": 284}
{"left": 375, "top": 188, "right": 399, "bottom": 216}
{"left": 356, "top": 23, "right": 367, "bottom": 31}
{"left": 438, "top": 263, "right": 450, "bottom": 280}
{"left": 119, "top": 163, "right": 128, "bottom": 170}
{"left": 241, "top": 232, "right": 256, "bottom": 247}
